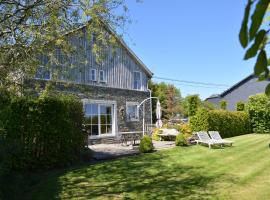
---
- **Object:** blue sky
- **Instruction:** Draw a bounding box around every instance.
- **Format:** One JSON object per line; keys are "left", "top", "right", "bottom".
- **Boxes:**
{"left": 123, "top": 0, "right": 255, "bottom": 99}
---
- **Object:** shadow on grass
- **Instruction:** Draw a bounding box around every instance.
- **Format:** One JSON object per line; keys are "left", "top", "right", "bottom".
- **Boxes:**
{"left": 25, "top": 151, "right": 234, "bottom": 200}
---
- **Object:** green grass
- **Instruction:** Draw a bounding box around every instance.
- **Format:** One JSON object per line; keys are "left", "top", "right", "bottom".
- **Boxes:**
{"left": 25, "top": 134, "right": 270, "bottom": 200}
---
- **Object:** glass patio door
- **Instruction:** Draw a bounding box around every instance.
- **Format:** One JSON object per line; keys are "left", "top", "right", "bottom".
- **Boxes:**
{"left": 84, "top": 103, "right": 114, "bottom": 137}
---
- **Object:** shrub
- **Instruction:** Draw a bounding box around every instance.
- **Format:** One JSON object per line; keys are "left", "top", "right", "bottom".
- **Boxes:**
{"left": 139, "top": 136, "right": 154, "bottom": 153}
{"left": 152, "top": 128, "right": 162, "bottom": 141}
{"left": 220, "top": 100, "right": 227, "bottom": 110}
{"left": 246, "top": 94, "right": 270, "bottom": 133}
{"left": 175, "top": 134, "right": 188, "bottom": 146}
{"left": 0, "top": 93, "right": 85, "bottom": 171}
{"left": 190, "top": 109, "right": 251, "bottom": 138}
{"left": 186, "top": 95, "right": 200, "bottom": 116}
{"left": 179, "top": 123, "right": 192, "bottom": 136}
{"left": 236, "top": 101, "right": 245, "bottom": 111}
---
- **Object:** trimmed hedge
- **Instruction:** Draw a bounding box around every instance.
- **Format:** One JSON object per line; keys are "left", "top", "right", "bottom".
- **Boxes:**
{"left": 246, "top": 94, "right": 270, "bottom": 133}
{"left": 190, "top": 108, "right": 251, "bottom": 138}
{"left": 0, "top": 93, "right": 85, "bottom": 171}
{"left": 139, "top": 136, "right": 154, "bottom": 153}
{"left": 175, "top": 134, "right": 188, "bottom": 146}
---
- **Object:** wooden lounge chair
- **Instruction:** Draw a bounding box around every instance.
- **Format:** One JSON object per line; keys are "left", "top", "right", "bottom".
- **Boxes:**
{"left": 208, "top": 131, "right": 233, "bottom": 146}
{"left": 195, "top": 131, "right": 224, "bottom": 149}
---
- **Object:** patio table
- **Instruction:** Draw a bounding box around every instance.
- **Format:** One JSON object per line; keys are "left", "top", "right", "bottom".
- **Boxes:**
{"left": 120, "top": 132, "right": 143, "bottom": 145}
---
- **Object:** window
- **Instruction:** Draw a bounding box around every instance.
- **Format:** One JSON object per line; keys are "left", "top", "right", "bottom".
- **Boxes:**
{"left": 35, "top": 66, "right": 51, "bottom": 80}
{"left": 84, "top": 103, "right": 113, "bottom": 137}
{"left": 133, "top": 71, "right": 141, "bottom": 90}
{"left": 90, "top": 69, "right": 97, "bottom": 81}
{"left": 99, "top": 70, "right": 106, "bottom": 82}
{"left": 126, "top": 102, "right": 139, "bottom": 121}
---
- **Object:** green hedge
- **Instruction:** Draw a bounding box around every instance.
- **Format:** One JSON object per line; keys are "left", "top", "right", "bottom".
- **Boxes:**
{"left": 190, "top": 108, "right": 251, "bottom": 138}
{"left": 139, "top": 136, "right": 154, "bottom": 153}
{"left": 246, "top": 94, "right": 270, "bottom": 133}
{"left": 0, "top": 93, "right": 85, "bottom": 171}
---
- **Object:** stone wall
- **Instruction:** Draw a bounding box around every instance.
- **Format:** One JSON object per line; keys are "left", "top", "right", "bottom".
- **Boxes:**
{"left": 25, "top": 80, "right": 152, "bottom": 134}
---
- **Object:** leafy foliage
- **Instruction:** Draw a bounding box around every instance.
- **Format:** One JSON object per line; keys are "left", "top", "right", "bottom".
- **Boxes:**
{"left": 148, "top": 81, "right": 183, "bottom": 120}
{"left": 175, "top": 134, "right": 188, "bottom": 146}
{"left": 240, "top": 0, "right": 270, "bottom": 96}
{"left": 186, "top": 95, "right": 200, "bottom": 116}
{"left": 220, "top": 100, "right": 227, "bottom": 110}
{"left": 139, "top": 135, "right": 154, "bottom": 153}
{"left": 190, "top": 109, "right": 251, "bottom": 138}
{"left": 0, "top": 0, "right": 131, "bottom": 87}
{"left": 152, "top": 128, "right": 162, "bottom": 141}
{"left": 236, "top": 101, "right": 245, "bottom": 111}
{"left": 0, "top": 92, "right": 85, "bottom": 171}
{"left": 246, "top": 94, "right": 270, "bottom": 133}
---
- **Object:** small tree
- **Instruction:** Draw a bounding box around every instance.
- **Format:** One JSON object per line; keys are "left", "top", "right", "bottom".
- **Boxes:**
{"left": 186, "top": 95, "right": 200, "bottom": 116}
{"left": 236, "top": 101, "right": 245, "bottom": 111}
{"left": 220, "top": 100, "right": 227, "bottom": 110}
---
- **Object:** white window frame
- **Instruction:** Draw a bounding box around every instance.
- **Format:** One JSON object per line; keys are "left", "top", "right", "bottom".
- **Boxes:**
{"left": 82, "top": 99, "right": 117, "bottom": 138}
{"left": 99, "top": 70, "right": 106, "bottom": 83}
{"left": 90, "top": 69, "right": 97, "bottom": 81}
{"left": 35, "top": 66, "right": 51, "bottom": 80}
{"left": 133, "top": 71, "right": 142, "bottom": 90}
{"left": 126, "top": 102, "right": 139, "bottom": 122}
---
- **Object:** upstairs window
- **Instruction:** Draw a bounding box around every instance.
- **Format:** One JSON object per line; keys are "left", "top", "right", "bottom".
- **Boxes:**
{"left": 99, "top": 70, "right": 106, "bottom": 82}
{"left": 133, "top": 71, "right": 141, "bottom": 90}
{"left": 90, "top": 69, "right": 97, "bottom": 81}
{"left": 35, "top": 66, "right": 51, "bottom": 80}
{"left": 126, "top": 102, "right": 139, "bottom": 121}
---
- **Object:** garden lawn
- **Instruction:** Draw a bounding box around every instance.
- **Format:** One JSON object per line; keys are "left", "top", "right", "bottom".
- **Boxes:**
{"left": 26, "top": 134, "right": 270, "bottom": 200}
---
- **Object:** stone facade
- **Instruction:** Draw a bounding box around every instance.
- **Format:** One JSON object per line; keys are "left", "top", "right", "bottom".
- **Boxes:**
{"left": 25, "top": 80, "right": 152, "bottom": 142}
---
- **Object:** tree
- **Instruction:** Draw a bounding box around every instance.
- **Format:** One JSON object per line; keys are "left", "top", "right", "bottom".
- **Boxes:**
{"left": 148, "top": 81, "right": 183, "bottom": 120}
{"left": 186, "top": 95, "right": 200, "bottom": 117}
{"left": 239, "top": 0, "right": 270, "bottom": 96}
{"left": 0, "top": 0, "right": 132, "bottom": 87}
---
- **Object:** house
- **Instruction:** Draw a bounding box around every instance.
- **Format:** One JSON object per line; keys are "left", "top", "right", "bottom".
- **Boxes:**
{"left": 205, "top": 74, "right": 270, "bottom": 110}
{"left": 30, "top": 24, "right": 154, "bottom": 144}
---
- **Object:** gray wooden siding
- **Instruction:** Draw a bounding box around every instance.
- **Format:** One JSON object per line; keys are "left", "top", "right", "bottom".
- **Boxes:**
{"left": 206, "top": 76, "right": 270, "bottom": 110}
{"left": 41, "top": 27, "right": 149, "bottom": 91}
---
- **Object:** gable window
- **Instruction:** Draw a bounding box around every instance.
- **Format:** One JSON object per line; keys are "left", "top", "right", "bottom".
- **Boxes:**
{"left": 90, "top": 69, "right": 97, "bottom": 81}
{"left": 133, "top": 71, "right": 141, "bottom": 90}
{"left": 99, "top": 70, "right": 106, "bottom": 82}
{"left": 126, "top": 102, "right": 139, "bottom": 121}
{"left": 35, "top": 66, "right": 51, "bottom": 80}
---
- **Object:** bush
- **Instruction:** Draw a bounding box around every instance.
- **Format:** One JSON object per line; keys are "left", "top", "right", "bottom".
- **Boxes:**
{"left": 220, "top": 100, "right": 227, "bottom": 110}
{"left": 175, "top": 134, "right": 188, "bottom": 146}
{"left": 236, "top": 101, "right": 245, "bottom": 111}
{"left": 186, "top": 95, "right": 200, "bottom": 116}
{"left": 179, "top": 123, "right": 192, "bottom": 136}
{"left": 246, "top": 94, "right": 270, "bottom": 133}
{"left": 190, "top": 108, "right": 251, "bottom": 138}
{"left": 139, "top": 136, "right": 154, "bottom": 153}
{"left": 0, "top": 93, "right": 85, "bottom": 171}
{"left": 152, "top": 128, "right": 162, "bottom": 141}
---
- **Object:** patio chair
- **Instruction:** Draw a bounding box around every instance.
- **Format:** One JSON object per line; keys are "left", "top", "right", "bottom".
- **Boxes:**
{"left": 195, "top": 131, "right": 224, "bottom": 149}
{"left": 208, "top": 131, "right": 234, "bottom": 146}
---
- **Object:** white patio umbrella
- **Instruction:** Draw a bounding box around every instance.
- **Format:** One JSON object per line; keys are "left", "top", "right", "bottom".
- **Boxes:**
{"left": 155, "top": 100, "right": 163, "bottom": 128}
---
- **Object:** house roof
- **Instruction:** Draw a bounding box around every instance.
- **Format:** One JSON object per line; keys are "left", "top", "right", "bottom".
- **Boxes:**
{"left": 205, "top": 94, "right": 221, "bottom": 100}
{"left": 219, "top": 74, "right": 255, "bottom": 97}
{"left": 64, "top": 21, "right": 153, "bottom": 78}
{"left": 205, "top": 74, "right": 255, "bottom": 100}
